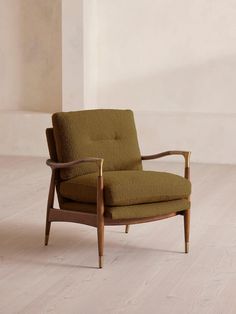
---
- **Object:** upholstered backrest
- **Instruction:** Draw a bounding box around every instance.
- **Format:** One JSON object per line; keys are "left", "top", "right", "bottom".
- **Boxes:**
{"left": 46, "top": 128, "right": 58, "bottom": 161}
{"left": 52, "top": 109, "right": 142, "bottom": 180}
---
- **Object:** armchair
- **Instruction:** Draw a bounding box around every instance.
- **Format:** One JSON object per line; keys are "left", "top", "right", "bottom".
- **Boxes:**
{"left": 45, "top": 109, "right": 191, "bottom": 268}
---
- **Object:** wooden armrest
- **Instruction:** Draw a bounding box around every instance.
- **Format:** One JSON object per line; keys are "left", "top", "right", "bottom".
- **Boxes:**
{"left": 141, "top": 150, "right": 190, "bottom": 161}
{"left": 46, "top": 158, "right": 104, "bottom": 176}
{"left": 46, "top": 157, "right": 105, "bottom": 223}
{"left": 141, "top": 151, "right": 191, "bottom": 179}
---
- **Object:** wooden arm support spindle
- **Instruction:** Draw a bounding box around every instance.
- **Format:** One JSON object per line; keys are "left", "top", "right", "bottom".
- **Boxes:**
{"left": 46, "top": 157, "right": 105, "bottom": 268}
{"left": 141, "top": 150, "right": 191, "bottom": 253}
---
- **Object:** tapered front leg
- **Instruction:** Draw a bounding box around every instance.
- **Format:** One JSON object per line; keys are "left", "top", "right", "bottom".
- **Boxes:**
{"left": 97, "top": 174, "right": 104, "bottom": 268}
{"left": 184, "top": 209, "right": 190, "bottom": 253}
{"left": 97, "top": 221, "right": 104, "bottom": 268}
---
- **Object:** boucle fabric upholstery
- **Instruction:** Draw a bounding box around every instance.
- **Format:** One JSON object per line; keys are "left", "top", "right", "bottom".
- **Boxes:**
{"left": 61, "top": 199, "right": 190, "bottom": 220}
{"left": 52, "top": 109, "right": 142, "bottom": 180}
{"left": 47, "top": 109, "right": 191, "bottom": 221}
{"left": 46, "top": 128, "right": 58, "bottom": 162}
{"left": 60, "top": 170, "right": 191, "bottom": 206}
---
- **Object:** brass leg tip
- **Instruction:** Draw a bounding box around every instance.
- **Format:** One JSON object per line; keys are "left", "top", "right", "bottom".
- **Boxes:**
{"left": 125, "top": 225, "right": 130, "bottom": 234}
{"left": 185, "top": 242, "right": 189, "bottom": 253}
{"left": 99, "top": 256, "right": 103, "bottom": 269}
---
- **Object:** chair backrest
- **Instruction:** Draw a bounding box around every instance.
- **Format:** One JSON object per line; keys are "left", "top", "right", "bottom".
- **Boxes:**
{"left": 46, "top": 128, "right": 58, "bottom": 161}
{"left": 49, "top": 109, "right": 142, "bottom": 180}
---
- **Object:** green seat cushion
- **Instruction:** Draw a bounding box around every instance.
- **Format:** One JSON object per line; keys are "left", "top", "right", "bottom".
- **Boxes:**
{"left": 52, "top": 109, "right": 142, "bottom": 180}
{"left": 60, "top": 170, "right": 191, "bottom": 206}
{"left": 61, "top": 199, "right": 190, "bottom": 220}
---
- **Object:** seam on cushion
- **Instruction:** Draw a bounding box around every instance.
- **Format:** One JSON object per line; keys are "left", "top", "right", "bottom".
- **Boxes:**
{"left": 107, "top": 200, "right": 191, "bottom": 219}
{"left": 105, "top": 198, "right": 190, "bottom": 207}
{"left": 105, "top": 194, "right": 190, "bottom": 206}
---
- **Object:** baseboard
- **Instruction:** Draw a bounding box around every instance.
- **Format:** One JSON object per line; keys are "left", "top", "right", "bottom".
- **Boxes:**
{"left": 0, "top": 109, "right": 235, "bottom": 165}
{"left": 0, "top": 111, "right": 51, "bottom": 157}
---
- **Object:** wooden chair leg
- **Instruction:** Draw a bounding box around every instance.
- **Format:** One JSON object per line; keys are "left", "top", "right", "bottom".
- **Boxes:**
{"left": 97, "top": 173, "right": 104, "bottom": 268}
{"left": 97, "top": 222, "right": 104, "bottom": 268}
{"left": 125, "top": 225, "right": 130, "bottom": 233}
{"left": 184, "top": 209, "right": 190, "bottom": 253}
{"left": 44, "top": 221, "right": 51, "bottom": 246}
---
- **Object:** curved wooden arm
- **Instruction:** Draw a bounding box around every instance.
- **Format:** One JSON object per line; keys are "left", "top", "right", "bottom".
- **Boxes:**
{"left": 141, "top": 150, "right": 190, "bottom": 161}
{"left": 46, "top": 157, "right": 104, "bottom": 225}
{"left": 46, "top": 158, "right": 104, "bottom": 176}
{"left": 141, "top": 150, "right": 191, "bottom": 179}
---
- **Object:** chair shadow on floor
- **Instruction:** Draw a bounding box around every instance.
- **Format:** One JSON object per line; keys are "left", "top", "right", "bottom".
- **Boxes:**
{"left": 0, "top": 222, "right": 184, "bottom": 270}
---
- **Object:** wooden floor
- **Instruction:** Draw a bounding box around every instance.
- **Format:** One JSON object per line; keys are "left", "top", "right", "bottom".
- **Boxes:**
{"left": 0, "top": 156, "right": 236, "bottom": 314}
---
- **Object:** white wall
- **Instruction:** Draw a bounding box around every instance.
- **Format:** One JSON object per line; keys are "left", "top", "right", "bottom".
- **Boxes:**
{"left": 84, "top": 0, "right": 236, "bottom": 164}
{"left": 1, "top": 0, "right": 236, "bottom": 162}
{"left": 0, "top": 0, "right": 62, "bottom": 113}
{"left": 0, "top": 111, "right": 51, "bottom": 156}
{"left": 62, "top": 0, "right": 84, "bottom": 111}
{"left": 0, "top": 0, "right": 85, "bottom": 156}
{"left": 0, "top": 0, "right": 62, "bottom": 157}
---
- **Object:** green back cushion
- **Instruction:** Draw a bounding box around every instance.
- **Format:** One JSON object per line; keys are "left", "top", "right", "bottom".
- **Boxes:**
{"left": 52, "top": 109, "right": 142, "bottom": 179}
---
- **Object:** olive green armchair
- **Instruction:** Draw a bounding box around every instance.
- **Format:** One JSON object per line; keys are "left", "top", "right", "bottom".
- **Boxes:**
{"left": 45, "top": 109, "right": 191, "bottom": 268}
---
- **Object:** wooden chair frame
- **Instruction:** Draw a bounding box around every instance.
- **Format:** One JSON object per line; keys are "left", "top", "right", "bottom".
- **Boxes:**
{"left": 45, "top": 151, "right": 191, "bottom": 268}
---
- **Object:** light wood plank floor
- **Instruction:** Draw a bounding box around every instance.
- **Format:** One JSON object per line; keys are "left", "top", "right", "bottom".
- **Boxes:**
{"left": 0, "top": 156, "right": 236, "bottom": 314}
